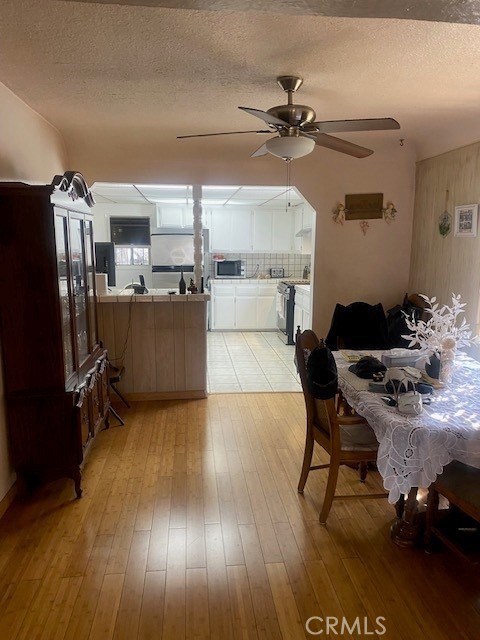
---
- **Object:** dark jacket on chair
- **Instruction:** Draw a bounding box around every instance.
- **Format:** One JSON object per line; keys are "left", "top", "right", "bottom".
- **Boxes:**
{"left": 325, "top": 302, "right": 389, "bottom": 351}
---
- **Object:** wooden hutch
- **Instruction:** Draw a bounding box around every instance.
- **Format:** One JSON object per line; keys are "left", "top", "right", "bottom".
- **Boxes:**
{"left": 0, "top": 172, "right": 110, "bottom": 497}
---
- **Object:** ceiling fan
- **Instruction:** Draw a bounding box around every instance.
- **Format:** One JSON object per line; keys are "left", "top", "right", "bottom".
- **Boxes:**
{"left": 178, "top": 76, "right": 400, "bottom": 160}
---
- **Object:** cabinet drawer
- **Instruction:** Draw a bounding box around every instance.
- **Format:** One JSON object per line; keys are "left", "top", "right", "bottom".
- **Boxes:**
{"left": 235, "top": 285, "right": 258, "bottom": 297}
{"left": 211, "top": 285, "right": 236, "bottom": 297}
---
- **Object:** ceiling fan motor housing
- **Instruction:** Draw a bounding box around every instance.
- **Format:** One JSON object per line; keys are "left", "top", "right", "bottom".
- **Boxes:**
{"left": 267, "top": 104, "right": 316, "bottom": 127}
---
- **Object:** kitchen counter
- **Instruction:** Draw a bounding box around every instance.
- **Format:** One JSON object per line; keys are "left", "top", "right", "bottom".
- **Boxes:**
{"left": 98, "top": 289, "right": 210, "bottom": 302}
{"left": 208, "top": 278, "right": 284, "bottom": 285}
{"left": 97, "top": 291, "right": 209, "bottom": 400}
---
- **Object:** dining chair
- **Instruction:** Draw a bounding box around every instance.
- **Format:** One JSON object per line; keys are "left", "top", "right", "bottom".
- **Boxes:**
{"left": 295, "top": 328, "right": 386, "bottom": 524}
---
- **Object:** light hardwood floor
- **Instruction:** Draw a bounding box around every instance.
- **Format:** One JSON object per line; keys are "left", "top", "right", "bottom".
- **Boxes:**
{"left": 0, "top": 394, "right": 479, "bottom": 639}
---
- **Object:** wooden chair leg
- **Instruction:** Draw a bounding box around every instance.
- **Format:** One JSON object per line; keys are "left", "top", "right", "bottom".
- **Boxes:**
{"left": 359, "top": 461, "right": 368, "bottom": 482}
{"left": 319, "top": 458, "right": 340, "bottom": 524}
{"left": 298, "top": 432, "right": 314, "bottom": 493}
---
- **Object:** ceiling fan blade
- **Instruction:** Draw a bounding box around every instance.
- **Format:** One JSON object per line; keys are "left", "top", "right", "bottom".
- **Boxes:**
{"left": 310, "top": 118, "right": 400, "bottom": 134}
{"left": 177, "top": 130, "right": 271, "bottom": 139}
{"left": 239, "top": 106, "right": 290, "bottom": 127}
{"left": 251, "top": 143, "right": 268, "bottom": 158}
{"left": 312, "top": 133, "right": 373, "bottom": 158}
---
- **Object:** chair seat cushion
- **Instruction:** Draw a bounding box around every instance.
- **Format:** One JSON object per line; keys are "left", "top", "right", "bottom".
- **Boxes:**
{"left": 339, "top": 422, "right": 379, "bottom": 451}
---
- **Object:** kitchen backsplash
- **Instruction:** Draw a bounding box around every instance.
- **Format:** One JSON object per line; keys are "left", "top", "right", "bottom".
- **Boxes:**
{"left": 206, "top": 253, "right": 311, "bottom": 279}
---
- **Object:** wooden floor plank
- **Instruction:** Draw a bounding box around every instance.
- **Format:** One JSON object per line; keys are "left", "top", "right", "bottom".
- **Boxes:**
{"left": 186, "top": 568, "right": 210, "bottom": 640}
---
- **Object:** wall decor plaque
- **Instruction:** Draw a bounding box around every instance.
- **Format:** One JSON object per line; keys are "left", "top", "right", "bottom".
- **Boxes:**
{"left": 345, "top": 193, "right": 383, "bottom": 220}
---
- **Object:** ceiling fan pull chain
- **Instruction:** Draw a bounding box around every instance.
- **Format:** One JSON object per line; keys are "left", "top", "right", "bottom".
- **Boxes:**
{"left": 285, "top": 159, "right": 292, "bottom": 212}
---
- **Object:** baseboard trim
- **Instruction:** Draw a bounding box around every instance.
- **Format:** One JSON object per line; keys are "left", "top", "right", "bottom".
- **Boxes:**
{"left": 0, "top": 481, "right": 17, "bottom": 519}
{"left": 123, "top": 390, "right": 207, "bottom": 401}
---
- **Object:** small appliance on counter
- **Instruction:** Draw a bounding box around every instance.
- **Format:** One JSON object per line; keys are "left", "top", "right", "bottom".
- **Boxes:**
{"left": 215, "top": 259, "right": 245, "bottom": 278}
{"left": 270, "top": 267, "right": 284, "bottom": 278}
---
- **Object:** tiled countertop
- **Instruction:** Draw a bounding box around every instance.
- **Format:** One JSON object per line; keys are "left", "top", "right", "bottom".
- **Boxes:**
{"left": 97, "top": 289, "right": 210, "bottom": 303}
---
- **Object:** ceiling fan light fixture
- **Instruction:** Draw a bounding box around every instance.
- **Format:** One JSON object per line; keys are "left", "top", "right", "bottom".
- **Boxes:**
{"left": 265, "top": 135, "right": 315, "bottom": 160}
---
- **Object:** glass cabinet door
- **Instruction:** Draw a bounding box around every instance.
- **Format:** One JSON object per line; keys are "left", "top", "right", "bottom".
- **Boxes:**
{"left": 69, "top": 216, "right": 89, "bottom": 366}
{"left": 85, "top": 219, "right": 98, "bottom": 349}
{"left": 55, "top": 213, "right": 75, "bottom": 381}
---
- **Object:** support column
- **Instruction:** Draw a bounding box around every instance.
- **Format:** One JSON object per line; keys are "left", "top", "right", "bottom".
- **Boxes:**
{"left": 192, "top": 184, "right": 203, "bottom": 291}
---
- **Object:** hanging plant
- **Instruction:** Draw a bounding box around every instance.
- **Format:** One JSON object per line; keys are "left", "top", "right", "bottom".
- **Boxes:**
{"left": 438, "top": 190, "right": 452, "bottom": 237}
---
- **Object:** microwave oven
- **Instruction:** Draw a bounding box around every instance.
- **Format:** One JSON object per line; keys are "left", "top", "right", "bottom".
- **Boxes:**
{"left": 215, "top": 260, "right": 245, "bottom": 278}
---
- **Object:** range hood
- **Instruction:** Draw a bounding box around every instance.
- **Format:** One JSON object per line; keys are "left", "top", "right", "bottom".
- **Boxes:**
{"left": 295, "top": 227, "right": 312, "bottom": 237}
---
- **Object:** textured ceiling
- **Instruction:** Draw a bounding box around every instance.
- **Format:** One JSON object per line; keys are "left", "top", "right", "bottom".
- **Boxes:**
{"left": 2, "top": 1, "right": 480, "bottom": 163}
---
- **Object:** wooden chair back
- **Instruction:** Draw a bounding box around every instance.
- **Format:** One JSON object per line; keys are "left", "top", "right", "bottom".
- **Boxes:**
{"left": 295, "top": 329, "right": 340, "bottom": 450}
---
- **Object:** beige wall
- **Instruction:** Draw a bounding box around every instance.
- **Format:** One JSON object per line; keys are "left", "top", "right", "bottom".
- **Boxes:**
{"left": 0, "top": 82, "right": 67, "bottom": 501}
{"left": 409, "top": 141, "right": 480, "bottom": 333}
{"left": 70, "top": 133, "right": 416, "bottom": 336}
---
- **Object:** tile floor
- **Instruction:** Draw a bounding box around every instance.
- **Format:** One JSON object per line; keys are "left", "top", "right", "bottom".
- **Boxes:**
{"left": 207, "top": 331, "right": 302, "bottom": 393}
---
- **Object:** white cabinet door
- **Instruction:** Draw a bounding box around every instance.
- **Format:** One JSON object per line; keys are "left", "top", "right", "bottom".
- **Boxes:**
{"left": 210, "top": 210, "right": 232, "bottom": 251}
{"left": 252, "top": 210, "right": 273, "bottom": 251}
{"left": 157, "top": 206, "right": 191, "bottom": 228}
{"left": 272, "top": 209, "right": 294, "bottom": 252}
{"left": 294, "top": 302, "right": 303, "bottom": 334}
{"left": 303, "top": 309, "right": 311, "bottom": 330}
{"left": 211, "top": 284, "right": 235, "bottom": 329}
{"left": 210, "top": 210, "right": 252, "bottom": 251}
{"left": 235, "top": 284, "right": 258, "bottom": 329}
{"left": 230, "top": 210, "right": 253, "bottom": 251}
{"left": 257, "top": 284, "right": 277, "bottom": 329}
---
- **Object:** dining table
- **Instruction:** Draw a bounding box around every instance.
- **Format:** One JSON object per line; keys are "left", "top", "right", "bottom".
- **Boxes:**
{"left": 334, "top": 351, "right": 480, "bottom": 546}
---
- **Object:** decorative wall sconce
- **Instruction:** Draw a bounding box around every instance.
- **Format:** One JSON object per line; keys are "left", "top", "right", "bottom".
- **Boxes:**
{"left": 332, "top": 203, "right": 347, "bottom": 225}
{"left": 382, "top": 202, "right": 397, "bottom": 223}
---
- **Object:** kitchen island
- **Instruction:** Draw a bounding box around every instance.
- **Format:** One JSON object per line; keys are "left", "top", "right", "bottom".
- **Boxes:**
{"left": 97, "top": 290, "right": 210, "bottom": 400}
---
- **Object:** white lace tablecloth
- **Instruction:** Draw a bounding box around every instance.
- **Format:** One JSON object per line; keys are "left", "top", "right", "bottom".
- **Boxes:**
{"left": 335, "top": 352, "right": 480, "bottom": 503}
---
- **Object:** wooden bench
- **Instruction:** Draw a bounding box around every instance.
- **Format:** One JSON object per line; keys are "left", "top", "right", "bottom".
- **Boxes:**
{"left": 425, "top": 460, "right": 480, "bottom": 563}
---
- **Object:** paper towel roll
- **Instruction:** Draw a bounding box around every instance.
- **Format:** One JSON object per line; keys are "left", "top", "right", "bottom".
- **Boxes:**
{"left": 95, "top": 273, "right": 108, "bottom": 295}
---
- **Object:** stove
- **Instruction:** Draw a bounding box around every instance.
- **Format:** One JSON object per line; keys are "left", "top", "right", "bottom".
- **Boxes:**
{"left": 277, "top": 281, "right": 296, "bottom": 345}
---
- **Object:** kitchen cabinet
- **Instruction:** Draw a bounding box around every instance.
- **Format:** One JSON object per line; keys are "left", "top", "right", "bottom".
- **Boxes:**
{"left": 252, "top": 209, "right": 294, "bottom": 252}
{"left": 293, "top": 285, "right": 312, "bottom": 332}
{"left": 156, "top": 206, "right": 193, "bottom": 228}
{"left": 252, "top": 210, "right": 273, "bottom": 251}
{"left": 257, "top": 284, "right": 278, "bottom": 328}
{"left": 235, "top": 284, "right": 258, "bottom": 329}
{"left": 294, "top": 207, "right": 313, "bottom": 253}
{"left": 210, "top": 281, "right": 278, "bottom": 330}
{"left": 209, "top": 209, "right": 253, "bottom": 252}
{"left": 210, "top": 284, "right": 235, "bottom": 329}
{"left": 0, "top": 172, "right": 109, "bottom": 498}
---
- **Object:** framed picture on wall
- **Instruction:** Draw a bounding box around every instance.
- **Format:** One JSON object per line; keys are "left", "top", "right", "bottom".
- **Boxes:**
{"left": 454, "top": 204, "right": 478, "bottom": 237}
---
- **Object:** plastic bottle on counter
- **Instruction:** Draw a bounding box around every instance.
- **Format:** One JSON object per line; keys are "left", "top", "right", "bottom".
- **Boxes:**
{"left": 179, "top": 268, "right": 186, "bottom": 294}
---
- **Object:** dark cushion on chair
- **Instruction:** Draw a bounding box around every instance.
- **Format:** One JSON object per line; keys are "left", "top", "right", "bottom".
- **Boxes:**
{"left": 325, "top": 302, "right": 389, "bottom": 351}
